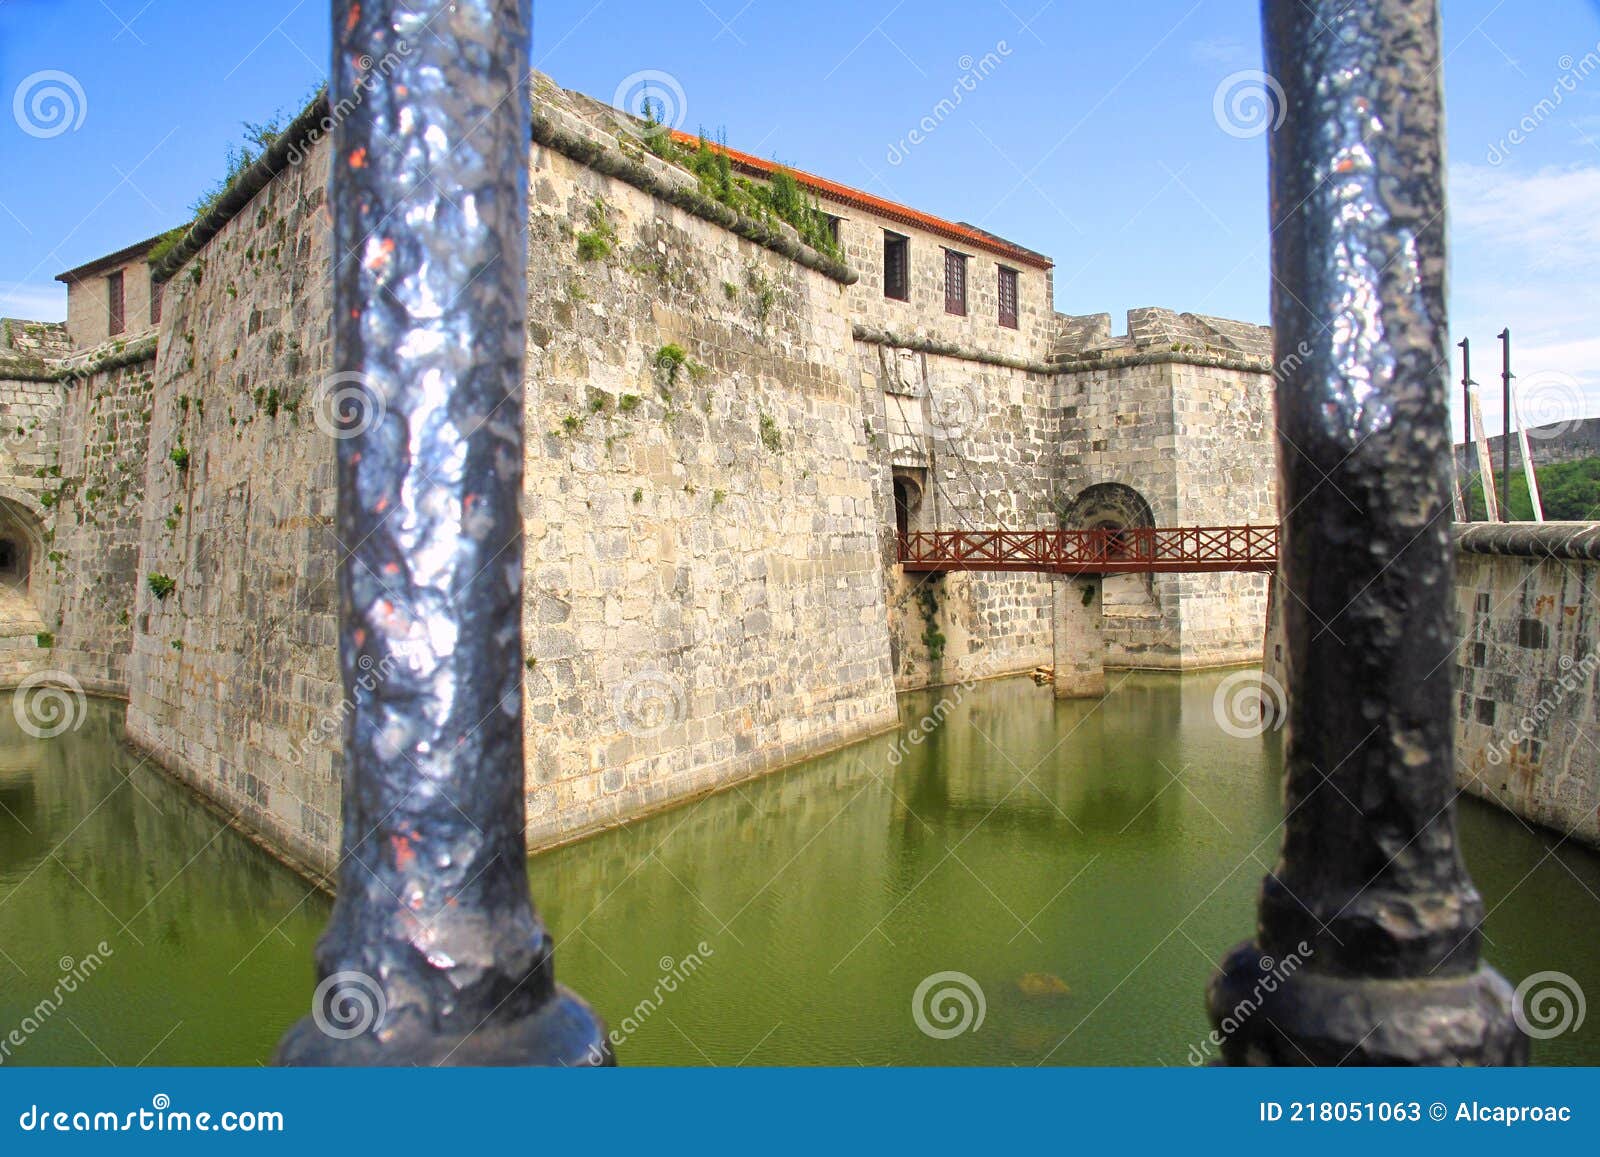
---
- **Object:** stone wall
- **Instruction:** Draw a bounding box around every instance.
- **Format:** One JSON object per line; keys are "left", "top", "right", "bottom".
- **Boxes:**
{"left": 1454, "top": 523, "right": 1600, "bottom": 849}
{"left": 3, "top": 75, "right": 1285, "bottom": 881}
{"left": 32, "top": 345, "right": 158, "bottom": 695}
{"left": 123, "top": 139, "right": 342, "bottom": 877}
{"left": 1052, "top": 310, "right": 1276, "bottom": 668}
{"left": 855, "top": 337, "right": 1057, "bottom": 689}
{"left": 1262, "top": 522, "right": 1600, "bottom": 849}
{"left": 518, "top": 126, "right": 897, "bottom": 848}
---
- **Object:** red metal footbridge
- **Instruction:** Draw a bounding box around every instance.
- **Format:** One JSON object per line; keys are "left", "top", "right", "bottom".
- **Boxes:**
{"left": 897, "top": 526, "right": 1279, "bottom": 576}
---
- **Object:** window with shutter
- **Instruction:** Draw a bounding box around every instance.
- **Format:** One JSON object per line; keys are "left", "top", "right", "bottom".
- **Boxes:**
{"left": 150, "top": 275, "right": 163, "bottom": 326}
{"left": 883, "top": 231, "right": 909, "bottom": 301}
{"left": 107, "top": 270, "right": 125, "bottom": 336}
{"left": 998, "top": 266, "right": 1019, "bottom": 329}
{"left": 944, "top": 250, "right": 967, "bottom": 317}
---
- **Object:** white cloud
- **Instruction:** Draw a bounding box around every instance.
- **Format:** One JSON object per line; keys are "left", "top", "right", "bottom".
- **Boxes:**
{"left": 0, "top": 282, "right": 66, "bottom": 322}
{"left": 1189, "top": 35, "right": 1253, "bottom": 69}
{"left": 1449, "top": 161, "right": 1600, "bottom": 434}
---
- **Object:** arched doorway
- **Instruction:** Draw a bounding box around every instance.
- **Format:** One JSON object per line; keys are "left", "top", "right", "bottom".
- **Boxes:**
{"left": 0, "top": 494, "right": 44, "bottom": 594}
{"left": 891, "top": 470, "right": 924, "bottom": 542}
{"left": 1060, "top": 483, "right": 1161, "bottom": 655}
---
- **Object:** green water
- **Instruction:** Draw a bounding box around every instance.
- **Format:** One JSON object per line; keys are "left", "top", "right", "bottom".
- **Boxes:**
{"left": 2, "top": 674, "right": 1596, "bottom": 1066}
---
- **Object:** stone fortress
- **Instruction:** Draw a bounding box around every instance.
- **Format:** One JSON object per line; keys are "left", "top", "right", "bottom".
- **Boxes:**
{"left": 2, "top": 72, "right": 1587, "bottom": 877}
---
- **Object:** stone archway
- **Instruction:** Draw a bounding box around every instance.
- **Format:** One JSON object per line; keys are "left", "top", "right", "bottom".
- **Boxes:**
{"left": 0, "top": 495, "right": 45, "bottom": 594}
{"left": 891, "top": 469, "right": 925, "bottom": 540}
{"left": 1060, "top": 482, "right": 1156, "bottom": 535}
{"left": 0, "top": 495, "right": 48, "bottom": 668}
{"left": 1061, "top": 483, "right": 1162, "bottom": 659}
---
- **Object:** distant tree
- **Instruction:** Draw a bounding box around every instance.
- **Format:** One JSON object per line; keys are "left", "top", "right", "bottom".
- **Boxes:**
{"left": 1466, "top": 457, "right": 1600, "bottom": 521}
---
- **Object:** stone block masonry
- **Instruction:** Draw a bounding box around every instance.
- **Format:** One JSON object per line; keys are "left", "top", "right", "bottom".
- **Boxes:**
{"left": 0, "top": 72, "right": 1286, "bottom": 883}
{"left": 1263, "top": 522, "right": 1600, "bottom": 848}
{"left": 1454, "top": 523, "right": 1600, "bottom": 848}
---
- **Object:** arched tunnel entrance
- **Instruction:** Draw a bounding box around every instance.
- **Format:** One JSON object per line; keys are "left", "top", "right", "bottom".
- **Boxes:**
{"left": 1060, "top": 483, "right": 1161, "bottom": 642}
{"left": 0, "top": 494, "right": 48, "bottom": 665}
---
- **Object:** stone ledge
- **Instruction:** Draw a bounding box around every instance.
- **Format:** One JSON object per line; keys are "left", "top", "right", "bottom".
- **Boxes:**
{"left": 852, "top": 324, "right": 1056, "bottom": 375}
{"left": 1455, "top": 521, "right": 1600, "bottom": 562}
{"left": 150, "top": 94, "right": 331, "bottom": 284}
{"left": 1050, "top": 347, "right": 1273, "bottom": 375}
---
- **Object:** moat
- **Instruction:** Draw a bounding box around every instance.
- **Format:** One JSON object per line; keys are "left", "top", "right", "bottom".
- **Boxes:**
{"left": 3, "top": 672, "right": 1597, "bottom": 1067}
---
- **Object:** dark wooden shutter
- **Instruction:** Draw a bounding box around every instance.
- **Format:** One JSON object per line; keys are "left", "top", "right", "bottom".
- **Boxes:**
{"left": 998, "top": 267, "right": 1019, "bottom": 329}
{"left": 944, "top": 250, "right": 967, "bottom": 316}
{"left": 883, "top": 232, "right": 909, "bottom": 301}
{"left": 150, "top": 274, "right": 162, "bottom": 326}
{"left": 107, "top": 270, "right": 125, "bottom": 336}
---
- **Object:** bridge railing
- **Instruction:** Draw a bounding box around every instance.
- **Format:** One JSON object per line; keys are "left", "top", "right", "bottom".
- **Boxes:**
{"left": 897, "top": 525, "right": 1279, "bottom": 575}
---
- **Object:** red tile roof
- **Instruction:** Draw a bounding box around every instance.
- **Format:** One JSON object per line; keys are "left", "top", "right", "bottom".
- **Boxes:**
{"left": 668, "top": 130, "right": 1053, "bottom": 272}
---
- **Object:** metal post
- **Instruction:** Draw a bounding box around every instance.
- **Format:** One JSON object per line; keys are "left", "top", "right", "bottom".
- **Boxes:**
{"left": 1458, "top": 337, "right": 1471, "bottom": 517}
{"left": 1209, "top": 0, "right": 1525, "bottom": 1065}
{"left": 276, "top": 0, "right": 609, "bottom": 1065}
{"left": 1499, "top": 329, "right": 1513, "bottom": 521}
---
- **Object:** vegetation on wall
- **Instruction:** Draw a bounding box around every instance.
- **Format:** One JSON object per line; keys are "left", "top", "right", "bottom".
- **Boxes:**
{"left": 638, "top": 109, "right": 840, "bottom": 261}
{"left": 758, "top": 411, "right": 782, "bottom": 454}
{"left": 147, "top": 573, "right": 177, "bottom": 601}
{"left": 915, "top": 584, "right": 947, "bottom": 663}
{"left": 148, "top": 106, "right": 308, "bottom": 268}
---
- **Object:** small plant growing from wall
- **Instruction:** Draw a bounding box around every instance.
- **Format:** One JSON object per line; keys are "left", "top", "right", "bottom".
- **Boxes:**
{"left": 576, "top": 199, "right": 617, "bottom": 261}
{"left": 746, "top": 267, "right": 776, "bottom": 330}
{"left": 759, "top": 411, "right": 782, "bottom": 454}
{"left": 618, "top": 393, "right": 641, "bottom": 413}
{"left": 147, "top": 573, "right": 177, "bottom": 601}
{"left": 654, "top": 344, "right": 688, "bottom": 390}
{"left": 34, "top": 632, "right": 53, "bottom": 648}
{"left": 169, "top": 442, "right": 190, "bottom": 471}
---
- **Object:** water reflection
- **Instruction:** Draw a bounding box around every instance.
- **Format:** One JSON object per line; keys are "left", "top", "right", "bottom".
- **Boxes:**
{"left": 5, "top": 675, "right": 1598, "bottom": 1066}
{"left": 0, "top": 696, "right": 327, "bottom": 1066}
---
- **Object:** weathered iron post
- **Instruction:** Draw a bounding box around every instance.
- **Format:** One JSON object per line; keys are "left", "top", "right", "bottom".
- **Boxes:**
{"left": 276, "top": 0, "right": 610, "bottom": 1065}
{"left": 1208, "top": 0, "right": 1526, "bottom": 1065}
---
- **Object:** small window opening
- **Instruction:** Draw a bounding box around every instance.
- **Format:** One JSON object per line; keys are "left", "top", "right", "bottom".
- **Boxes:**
{"left": 883, "top": 231, "right": 909, "bottom": 301}
{"left": 944, "top": 249, "right": 968, "bottom": 316}
{"left": 107, "top": 270, "right": 125, "bottom": 336}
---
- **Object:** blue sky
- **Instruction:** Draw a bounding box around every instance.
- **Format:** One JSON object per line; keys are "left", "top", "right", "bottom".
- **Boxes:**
{"left": 2, "top": 0, "right": 1599, "bottom": 430}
